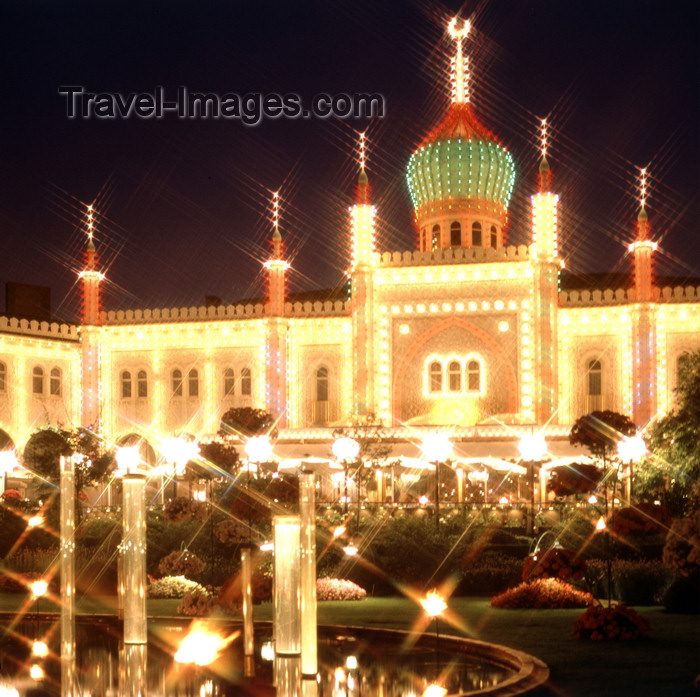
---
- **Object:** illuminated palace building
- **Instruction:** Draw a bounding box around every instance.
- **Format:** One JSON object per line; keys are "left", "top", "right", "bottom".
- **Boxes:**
{"left": 0, "top": 20, "right": 698, "bottom": 467}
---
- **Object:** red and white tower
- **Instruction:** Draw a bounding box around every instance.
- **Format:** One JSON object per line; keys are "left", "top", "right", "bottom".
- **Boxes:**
{"left": 351, "top": 132, "right": 377, "bottom": 417}
{"left": 264, "top": 191, "right": 290, "bottom": 426}
{"left": 629, "top": 168, "right": 658, "bottom": 426}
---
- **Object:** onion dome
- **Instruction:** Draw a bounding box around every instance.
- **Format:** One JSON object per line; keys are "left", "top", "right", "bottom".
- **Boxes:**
{"left": 406, "top": 18, "right": 516, "bottom": 250}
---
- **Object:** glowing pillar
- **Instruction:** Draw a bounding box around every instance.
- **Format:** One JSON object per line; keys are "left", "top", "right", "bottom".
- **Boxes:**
{"left": 120, "top": 643, "right": 147, "bottom": 697}
{"left": 299, "top": 469, "right": 317, "bottom": 676}
{"left": 122, "top": 473, "right": 147, "bottom": 644}
{"left": 241, "top": 545, "right": 254, "bottom": 660}
{"left": 60, "top": 455, "right": 76, "bottom": 697}
{"left": 275, "top": 655, "right": 301, "bottom": 697}
{"left": 273, "top": 515, "right": 301, "bottom": 656}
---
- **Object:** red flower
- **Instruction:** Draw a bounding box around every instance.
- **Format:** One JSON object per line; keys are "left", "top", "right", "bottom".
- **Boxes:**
{"left": 523, "top": 547, "right": 587, "bottom": 582}
{"left": 573, "top": 604, "right": 650, "bottom": 640}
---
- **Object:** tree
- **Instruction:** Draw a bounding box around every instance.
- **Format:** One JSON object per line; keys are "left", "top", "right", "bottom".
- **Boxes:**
{"left": 569, "top": 411, "right": 637, "bottom": 459}
{"left": 645, "top": 350, "right": 700, "bottom": 515}
{"left": 219, "top": 407, "right": 277, "bottom": 438}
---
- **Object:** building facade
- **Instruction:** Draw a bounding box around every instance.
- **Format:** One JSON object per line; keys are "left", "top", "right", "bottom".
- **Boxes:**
{"left": 0, "top": 22, "right": 698, "bottom": 461}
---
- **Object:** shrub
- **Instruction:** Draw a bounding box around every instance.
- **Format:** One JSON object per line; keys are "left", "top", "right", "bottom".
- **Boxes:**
{"left": 163, "top": 497, "right": 207, "bottom": 523}
{"left": 662, "top": 510, "right": 700, "bottom": 576}
{"left": 177, "top": 587, "right": 216, "bottom": 616}
{"left": 316, "top": 577, "right": 367, "bottom": 601}
{"left": 612, "top": 559, "right": 673, "bottom": 605}
{"left": 148, "top": 575, "right": 206, "bottom": 599}
{"left": 662, "top": 573, "right": 700, "bottom": 614}
{"left": 157, "top": 550, "right": 205, "bottom": 577}
{"left": 548, "top": 463, "right": 602, "bottom": 497}
{"left": 522, "top": 547, "right": 586, "bottom": 582}
{"left": 491, "top": 578, "right": 594, "bottom": 609}
{"left": 573, "top": 604, "right": 651, "bottom": 640}
{"left": 611, "top": 503, "right": 671, "bottom": 538}
{"left": 459, "top": 553, "right": 523, "bottom": 595}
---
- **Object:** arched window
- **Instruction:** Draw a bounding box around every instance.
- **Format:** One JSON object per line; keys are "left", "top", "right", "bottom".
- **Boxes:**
{"left": 448, "top": 361, "right": 461, "bottom": 391}
{"left": 32, "top": 366, "right": 44, "bottom": 394}
{"left": 587, "top": 360, "right": 602, "bottom": 396}
{"left": 472, "top": 222, "right": 482, "bottom": 247}
{"left": 137, "top": 370, "right": 148, "bottom": 398}
{"left": 450, "top": 221, "right": 461, "bottom": 247}
{"left": 241, "top": 367, "right": 252, "bottom": 396}
{"left": 467, "top": 360, "right": 480, "bottom": 391}
{"left": 188, "top": 369, "right": 199, "bottom": 397}
{"left": 0, "top": 362, "right": 6, "bottom": 393}
{"left": 431, "top": 224, "right": 441, "bottom": 251}
{"left": 316, "top": 367, "right": 329, "bottom": 402}
{"left": 490, "top": 225, "right": 498, "bottom": 248}
{"left": 224, "top": 368, "right": 235, "bottom": 396}
{"left": 421, "top": 227, "right": 427, "bottom": 251}
{"left": 429, "top": 361, "right": 442, "bottom": 393}
{"left": 172, "top": 369, "right": 183, "bottom": 397}
{"left": 50, "top": 368, "right": 62, "bottom": 396}
{"left": 121, "top": 370, "right": 132, "bottom": 399}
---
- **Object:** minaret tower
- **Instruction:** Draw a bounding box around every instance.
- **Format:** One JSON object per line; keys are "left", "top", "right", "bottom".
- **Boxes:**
{"left": 629, "top": 168, "right": 657, "bottom": 426}
{"left": 530, "top": 119, "right": 560, "bottom": 423}
{"left": 78, "top": 203, "right": 104, "bottom": 429}
{"left": 351, "top": 132, "right": 377, "bottom": 417}
{"left": 264, "top": 191, "right": 290, "bottom": 426}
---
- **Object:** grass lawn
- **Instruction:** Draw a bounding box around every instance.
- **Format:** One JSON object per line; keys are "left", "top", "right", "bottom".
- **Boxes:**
{"left": 1, "top": 594, "right": 697, "bottom": 696}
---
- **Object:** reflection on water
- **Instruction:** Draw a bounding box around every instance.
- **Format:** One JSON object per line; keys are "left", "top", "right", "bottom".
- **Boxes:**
{"left": 0, "top": 620, "right": 509, "bottom": 696}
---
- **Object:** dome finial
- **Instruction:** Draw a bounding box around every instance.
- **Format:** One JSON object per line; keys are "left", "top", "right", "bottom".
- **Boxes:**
{"left": 637, "top": 167, "right": 649, "bottom": 238}
{"left": 85, "top": 202, "right": 96, "bottom": 252}
{"left": 271, "top": 190, "right": 282, "bottom": 257}
{"left": 538, "top": 118, "right": 552, "bottom": 192}
{"left": 357, "top": 131, "right": 369, "bottom": 204}
{"left": 447, "top": 17, "right": 471, "bottom": 104}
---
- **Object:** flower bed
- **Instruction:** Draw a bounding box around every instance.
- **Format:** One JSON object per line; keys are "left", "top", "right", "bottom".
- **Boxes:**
{"left": 316, "top": 577, "right": 367, "bottom": 601}
{"left": 611, "top": 503, "right": 671, "bottom": 537}
{"left": 178, "top": 587, "right": 216, "bottom": 616}
{"left": 491, "top": 578, "right": 594, "bottom": 609}
{"left": 522, "top": 547, "right": 586, "bottom": 582}
{"left": 148, "top": 575, "right": 206, "bottom": 599}
{"left": 573, "top": 604, "right": 651, "bottom": 640}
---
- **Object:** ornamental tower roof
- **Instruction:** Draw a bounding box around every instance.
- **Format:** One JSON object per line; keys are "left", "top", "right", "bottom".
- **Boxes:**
{"left": 406, "top": 19, "right": 516, "bottom": 235}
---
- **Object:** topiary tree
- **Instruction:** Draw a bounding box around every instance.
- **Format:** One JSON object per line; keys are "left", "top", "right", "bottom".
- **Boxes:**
{"left": 219, "top": 407, "right": 276, "bottom": 438}
{"left": 569, "top": 411, "right": 637, "bottom": 460}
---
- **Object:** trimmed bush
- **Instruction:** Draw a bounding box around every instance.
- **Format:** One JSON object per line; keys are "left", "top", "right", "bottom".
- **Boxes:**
{"left": 316, "top": 577, "right": 366, "bottom": 601}
{"left": 157, "top": 550, "right": 205, "bottom": 578}
{"left": 491, "top": 578, "right": 594, "bottom": 609}
{"left": 573, "top": 604, "right": 651, "bottom": 640}
{"left": 458, "top": 553, "right": 523, "bottom": 595}
{"left": 148, "top": 575, "right": 206, "bottom": 599}
{"left": 177, "top": 587, "right": 216, "bottom": 616}
{"left": 663, "top": 573, "right": 700, "bottom": 614}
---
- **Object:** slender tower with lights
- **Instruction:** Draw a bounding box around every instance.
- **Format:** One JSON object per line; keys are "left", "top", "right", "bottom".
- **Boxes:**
{"left": 264, "top": 191, "right": 290, "bottom": 426}
{"left": 629, "top": 169, "right": 657, "bottom": 426}
{"left": 531, "top": 119, "right": 560, "bottom": 423}
{"left": 350, "top": 132, "right": 377, "bottom": 417}
{"left": 79, "top": 203, "right": 104, "bottom": 429}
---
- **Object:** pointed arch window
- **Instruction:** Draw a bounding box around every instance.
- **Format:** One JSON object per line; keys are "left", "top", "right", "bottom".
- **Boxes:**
{"left": 137, "top": 370, "right": 148, "bottom": 398}
{"left": 172, "top": 369, "right": 183, "bottom": 397}
{"left": 121, "top": 370, "right": 132, "bottom": 399}
{"left": 241, "top": 367, "right": 252, "bottom": 396}
{"left": 316, "top": 367, "right": 329, "bottom": 402}
{"left": 224, "top": 368, "right": 235, "bottom": 396}
{"left": 448, "top": 361, "right": 461, "bottom": 391}
{"left": 188, "top": 369, "right": 199, "bottom": 398}
{"left": 450, "top": 221, "right": 461, "bottom": 247}
{"left": 429, "top": 361, "right": 443, "bottom": 393}
{"left": 50, "top": 368, "right": 62, "bottom": 396}
{"left": 431, "top": 224, "right": 441, "bottom": 251}
{"left": 490, "top": 225, "right": 497, "bottom": 248}
{"left": 0, "top": 362, "right": 6, "bottom": 393}
{"left": 472, "top": 222, "right": 482, "bottom": 247}
{"left": 32, "top": 366, "right": 44, "bottom": 395}
{"left": 587, "top": 360, "right": 602, "bottom": 396}
{"left": 467, "top": 360, "right": 481, "bottom": 391}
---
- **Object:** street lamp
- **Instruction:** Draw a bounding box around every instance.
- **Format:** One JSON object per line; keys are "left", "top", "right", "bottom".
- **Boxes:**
{"left": 422, "top": 433, "right": 452, "bottom": 529}
{"left": 420, "top": 590, "right": 447, "bottom": 682}
{"left": 162, "top": 435, "right": 199, "bottom": 500}
{"left": 332, "top": 437, "right": 359, "bottom": 515}
{"left": 617, "top": 435, "right": 646, "bottom": 506}
{"left": 518, "top": 434, "right": 547, "bottom": 537}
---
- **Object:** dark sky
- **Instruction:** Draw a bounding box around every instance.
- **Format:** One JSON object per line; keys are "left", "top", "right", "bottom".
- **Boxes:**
{"left": 1, "top": 0, "right": 698, "bottom": 322}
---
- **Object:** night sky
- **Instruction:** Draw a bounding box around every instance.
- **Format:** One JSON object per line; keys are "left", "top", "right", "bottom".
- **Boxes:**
{"left": 1, "top": 0, "right": 698, "bottom": 322}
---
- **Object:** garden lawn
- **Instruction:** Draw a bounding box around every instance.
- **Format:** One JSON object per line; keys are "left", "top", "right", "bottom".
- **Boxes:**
{"left": 0, "top": 595, "right": 697, "bottom": 697}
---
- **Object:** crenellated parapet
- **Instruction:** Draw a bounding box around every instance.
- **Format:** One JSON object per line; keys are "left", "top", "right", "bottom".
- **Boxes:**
{"left": 560, "top": 284, "right": 700, "bottom": 307}
{"left": 377, "top": 244, "right": 530, "bottom": 268}
{"left": 285, "top": 300, "right": 348, "bottom": 317}
{"left": 654, "top": 285, "right": 700, "bottom": 303}
{"left": 99, "top": 302, "right": 266, "bottom": 325}
{"left": 0, "top": 316, "right": 79, "bottom": 341}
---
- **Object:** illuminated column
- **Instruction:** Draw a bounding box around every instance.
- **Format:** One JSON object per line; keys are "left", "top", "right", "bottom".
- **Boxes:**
{"left": 299, "top": 468, "right": 317, "bottom": 677}
{"left": 241, "top": 545, "right": 254, "bottom": 662}
{"left": 120, "top": 643, "right": 147, "bottom": 697}
{"left": 629, "top": 170, "right": 658, "bottom": 426}
{"left": 350, "top": 132, "right": 377, "bottom": 417}
{"left": 530, "top": 121, "right": 559, "bottom": 423}
{"left": 121, "top": 469, "right": 147, "bottom": 644}
{"left": 273, "top": 515, "right": 301, "bottom": 656}
{"left": 60, "top": 455, "right": 77, "bottom": 697}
